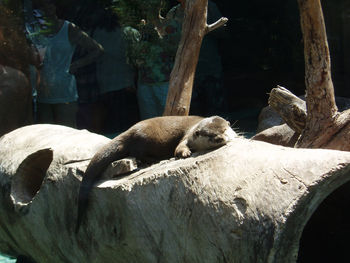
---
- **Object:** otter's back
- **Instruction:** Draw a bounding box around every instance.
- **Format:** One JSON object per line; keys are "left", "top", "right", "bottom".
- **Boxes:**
{"left": 125, "top": 116, "right": 203, "bottom": 161}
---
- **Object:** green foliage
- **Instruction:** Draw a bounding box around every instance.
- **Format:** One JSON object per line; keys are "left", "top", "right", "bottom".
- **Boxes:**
{"left": 103, "top": 0, "right": 169, "bottom": 27}
{"left": 53, "top": 0, "right": 169, "bottom": 30}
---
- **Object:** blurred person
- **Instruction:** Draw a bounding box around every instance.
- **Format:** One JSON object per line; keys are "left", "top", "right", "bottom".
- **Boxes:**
{"left": 92, "top": 10, "right": 139, "bottom": 134}
{"left": 129, "top": 18, "right": 178, "bottom": 120}
{"left": 0, "top": 3, "right": 42, "bottom": 135}
{"left": 25, "top": 0, "right": 103, "bottom": 128}
{"left": 132, "top": 0, "right": 225, "bottom": 119}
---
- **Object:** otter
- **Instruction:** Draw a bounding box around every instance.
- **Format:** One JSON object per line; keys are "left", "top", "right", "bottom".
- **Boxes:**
{"left": 76, "top": 115, "right": 237, "bottom": 232}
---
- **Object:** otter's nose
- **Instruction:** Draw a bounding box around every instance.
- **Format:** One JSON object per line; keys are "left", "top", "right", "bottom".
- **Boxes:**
{"left": 214, "top": 136, "right": 225, "bottom": 144}
{"left": 224, "top": 128, "right": 237, "bottom": 142}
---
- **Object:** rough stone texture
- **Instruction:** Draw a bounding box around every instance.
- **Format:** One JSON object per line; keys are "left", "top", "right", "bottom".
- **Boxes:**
{"left": 1, "top": 124, "right": 350, "bottom": 262}
{"left": 252, "top": 124, "right": 298, "bottom": 147}
{"left": 103, "top": 158, "right": 138, "bottom": 179}
{"left": 256, "top": 105, "right": 284, "bottom": 133}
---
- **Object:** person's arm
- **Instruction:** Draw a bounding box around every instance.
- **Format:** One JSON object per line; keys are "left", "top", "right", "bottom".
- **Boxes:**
{"left": 27, "top": 43, "right": 43, "bottom": 69}
{"left": 68, "top": 22, "right": 104, "bottom": 73}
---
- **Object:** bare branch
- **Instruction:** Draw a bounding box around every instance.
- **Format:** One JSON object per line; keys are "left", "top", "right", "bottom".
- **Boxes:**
{"left": 268, "top": 86, "right": 306, "bottom": 134}
{"left": 163, "top": 0, "right": 208, "bottom": 116}
{"left": 206, "top": 17, "right": 228, "bottom": 33}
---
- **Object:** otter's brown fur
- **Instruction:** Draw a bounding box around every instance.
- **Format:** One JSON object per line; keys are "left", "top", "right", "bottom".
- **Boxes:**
{"left": 76, "top": 115, "right": 236, "bottom": 232}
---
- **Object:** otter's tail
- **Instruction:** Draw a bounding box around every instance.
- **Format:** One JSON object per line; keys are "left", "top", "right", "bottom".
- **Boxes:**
{"left": 76, "top": 184, "right": 91, "bottom": 233}
{"left": 76, "top": 141, "right": 125, "bottom": 233}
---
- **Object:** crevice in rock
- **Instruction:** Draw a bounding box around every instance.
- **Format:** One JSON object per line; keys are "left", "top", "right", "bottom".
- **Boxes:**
{"left": 297, "top": 180, "right": 350, "bottom": 262}
{"left": 10, "top": 148, "right": 53, "bottom": 209}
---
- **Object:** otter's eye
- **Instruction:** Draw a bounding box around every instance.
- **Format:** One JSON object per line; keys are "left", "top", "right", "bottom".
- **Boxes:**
{"left": 194, "top": 131, "right": 200, "bottom": 137}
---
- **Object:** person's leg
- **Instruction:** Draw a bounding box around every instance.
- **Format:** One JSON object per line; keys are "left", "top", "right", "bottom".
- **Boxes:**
{"left": 137, "top": 82, "right": 169, "bottom": 120}
{"left": 36, "top": 103, "right": 54, "bottom": 124}
{"left": 102, "top": 90, "right": 123, "bottom": 133}
{"left": 153, "top": 82, "right": 169, "bottom": 116}
{"left": 53, "top": 102, "right": 78, "bottom": 128}
{"left": 137, "top": 84, "right": 158, "bottom": 120}
{"left": 122, "top": 89, "right": 139, "bottom": 129}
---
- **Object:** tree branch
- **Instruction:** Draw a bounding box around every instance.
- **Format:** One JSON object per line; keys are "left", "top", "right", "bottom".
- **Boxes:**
{"left": 298, "top": 0, "right": 337, "bottom": 120}
{"left": 268, "top": 86, "right": 306, "bottom": 134}
{"left": 206, "top": 17, "right": 228, "bottom": 33}
{"left": 163, "top": 0, "right": 209, "bottom": 116}
{"left": 266, "top": 86, "right": 350, "bottom": 151}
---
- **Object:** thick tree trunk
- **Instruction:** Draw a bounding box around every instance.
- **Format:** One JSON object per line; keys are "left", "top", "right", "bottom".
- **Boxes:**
{"left": 296, "top": 0, "right": 339, "bottom": 148}
{"left": 2, "top": 125, "right": 350, "bottom": 262}
{"left": 163, "top": 0, "right": 227, "bottom": 116}
{"left": 262, "top": 0, "right": 350, "bottom": 151}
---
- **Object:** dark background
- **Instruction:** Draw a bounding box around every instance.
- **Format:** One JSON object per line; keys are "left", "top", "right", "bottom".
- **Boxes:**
{"left": 54, "top": 0, "right": 350, "bottom": 133}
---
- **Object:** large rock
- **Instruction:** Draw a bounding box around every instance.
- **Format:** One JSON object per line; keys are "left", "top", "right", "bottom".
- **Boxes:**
{"left": 252, "top": 124, "right": 297, "bottom": 147}
{"left": 1, "top": 124, "right": 350, "bottom": 262}
{"left": 256, "top": 106, "right": 284, "bottom": 133}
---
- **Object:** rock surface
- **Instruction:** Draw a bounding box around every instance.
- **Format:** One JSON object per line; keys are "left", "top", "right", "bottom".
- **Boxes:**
{"left": 1, "top": 124, "right": 350, "bottom": 262}
{"left": 256, "top": 106, "right": 284, "bottom": 133}
{"left": 252, "top": 124, "right": 297, "bottom": 147}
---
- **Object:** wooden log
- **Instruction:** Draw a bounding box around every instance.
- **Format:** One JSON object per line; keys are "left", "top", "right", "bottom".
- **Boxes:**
{"left": 1, "top": 125, "right": 350, "bottom": 262}
{"left": 295, "top": 0, "right": 341, "bottom": 148}
{"left": 264, "top": 84, "right": 350, "bottom": 150}
{"left": 258, "top": 1, "right": 350, "bottom": 150}
{"left": 297, "top": 0, "right": 337, "bottom": 120}
{"left": 268, "top": 86, "right": 306, "bottom": 134}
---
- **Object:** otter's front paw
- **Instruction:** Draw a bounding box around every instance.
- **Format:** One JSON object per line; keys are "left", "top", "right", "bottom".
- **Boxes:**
{"left": 175, "top": 147, "right": 192, "bottom": 158}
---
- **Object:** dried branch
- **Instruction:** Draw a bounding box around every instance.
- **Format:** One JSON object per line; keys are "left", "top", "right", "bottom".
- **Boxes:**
{"left": 206, "top": 17, "right": 228, "bottom": 33}
{"left": 268, "top": 86, "right": 306, "bottom": 134}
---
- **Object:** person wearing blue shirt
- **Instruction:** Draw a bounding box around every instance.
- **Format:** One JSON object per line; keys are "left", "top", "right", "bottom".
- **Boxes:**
{"left": 26, "top": 0, "right": 103, "bottom": 128}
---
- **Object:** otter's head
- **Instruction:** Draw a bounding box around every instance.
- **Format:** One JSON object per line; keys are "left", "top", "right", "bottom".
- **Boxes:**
{"left": 188, "top": 116, "right": 237, "bottom": 151}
